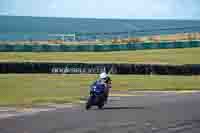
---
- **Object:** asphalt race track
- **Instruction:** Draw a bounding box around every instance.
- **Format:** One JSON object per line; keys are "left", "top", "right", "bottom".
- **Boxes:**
{"left": 0, "top": 92, "right": 200, "bottom": 133}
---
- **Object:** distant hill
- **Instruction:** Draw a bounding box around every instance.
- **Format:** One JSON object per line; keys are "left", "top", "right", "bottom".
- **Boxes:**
{"left": 0, "top": 15, "right": 200, "bottom": 41}
{"left": 1, "top": 15, "right": 200, "bottom": 34}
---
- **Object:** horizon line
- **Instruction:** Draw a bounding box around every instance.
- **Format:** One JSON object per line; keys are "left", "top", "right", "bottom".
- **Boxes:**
{"left": 1, "top": 15, "right": 200, "bottom": 21}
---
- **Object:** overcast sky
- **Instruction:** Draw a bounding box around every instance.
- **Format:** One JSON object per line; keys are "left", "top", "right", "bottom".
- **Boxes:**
{"left": 0, "top": 0, "right": 200, "bottom": 19}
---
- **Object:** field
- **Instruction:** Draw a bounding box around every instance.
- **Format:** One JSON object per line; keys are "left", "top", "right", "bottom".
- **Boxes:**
{"left": 0, "top": 47, "right": 199, "bottom": 64}
{"left": 0, "top": 43, "right": 199, "bottom": 106}
{"left": 0, "top": 74, "right": 200, "bottom": 106}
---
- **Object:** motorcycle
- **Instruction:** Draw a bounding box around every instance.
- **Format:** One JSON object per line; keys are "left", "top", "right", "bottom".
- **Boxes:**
{"left": 85, "top": 83, "right": 106, "bottom": 110}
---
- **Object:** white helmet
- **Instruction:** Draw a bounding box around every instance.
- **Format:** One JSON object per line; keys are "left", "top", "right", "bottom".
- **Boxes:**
{"left": 100, "top": 72, "right": 108, "bottom": 79}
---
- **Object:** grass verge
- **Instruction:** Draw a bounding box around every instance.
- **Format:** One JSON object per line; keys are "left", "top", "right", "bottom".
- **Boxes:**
{"left": 0, "top": 48, "right": 199, "bottom": 64}
{"left": 0, "top": 74, "right": 200, "bottom": 107}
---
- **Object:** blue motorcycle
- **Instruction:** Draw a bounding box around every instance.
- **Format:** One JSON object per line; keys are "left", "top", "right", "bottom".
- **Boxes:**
{"left": 85, "top": 83, "right": 106, "bottom": 110}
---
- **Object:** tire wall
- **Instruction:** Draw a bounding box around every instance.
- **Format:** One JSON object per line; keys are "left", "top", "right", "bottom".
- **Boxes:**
{"left": 1, "top": 62, "right": 200, "bottom": 75}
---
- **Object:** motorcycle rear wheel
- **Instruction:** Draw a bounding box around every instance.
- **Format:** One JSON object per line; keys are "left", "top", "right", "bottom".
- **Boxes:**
{"left": 98, "top": 104, "right": 104, "bottom": 109}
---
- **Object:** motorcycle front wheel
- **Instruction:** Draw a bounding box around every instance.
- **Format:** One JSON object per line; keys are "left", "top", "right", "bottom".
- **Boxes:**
{"left": 85, "top": 97, "right": 92, "bottom": 110}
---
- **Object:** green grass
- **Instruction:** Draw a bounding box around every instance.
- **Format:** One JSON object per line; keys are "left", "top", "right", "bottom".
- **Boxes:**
{"left": 0, "top": 47, "right": 199, "bottom": 64}
{"left": 0, "top": 74, "right": 200, "bottom": 106}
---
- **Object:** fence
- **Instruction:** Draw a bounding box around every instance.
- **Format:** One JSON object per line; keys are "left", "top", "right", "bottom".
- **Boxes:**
{"left": 0, "top": 40, "right": 200, "bottom": 52}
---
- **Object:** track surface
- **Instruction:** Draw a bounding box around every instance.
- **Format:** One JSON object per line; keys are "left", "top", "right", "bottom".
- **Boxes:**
{"left": 0, "top": 92, "right": 200, "bottom": 133}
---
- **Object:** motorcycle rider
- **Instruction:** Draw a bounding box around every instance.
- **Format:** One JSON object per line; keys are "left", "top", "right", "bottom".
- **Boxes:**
{"left": 90, "top": 72, "right": 112, "bottom": 103}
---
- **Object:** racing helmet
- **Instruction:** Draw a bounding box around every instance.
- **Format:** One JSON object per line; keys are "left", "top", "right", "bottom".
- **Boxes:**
{"left": 99, "top": 72, "right": 108, "bottom": 79}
